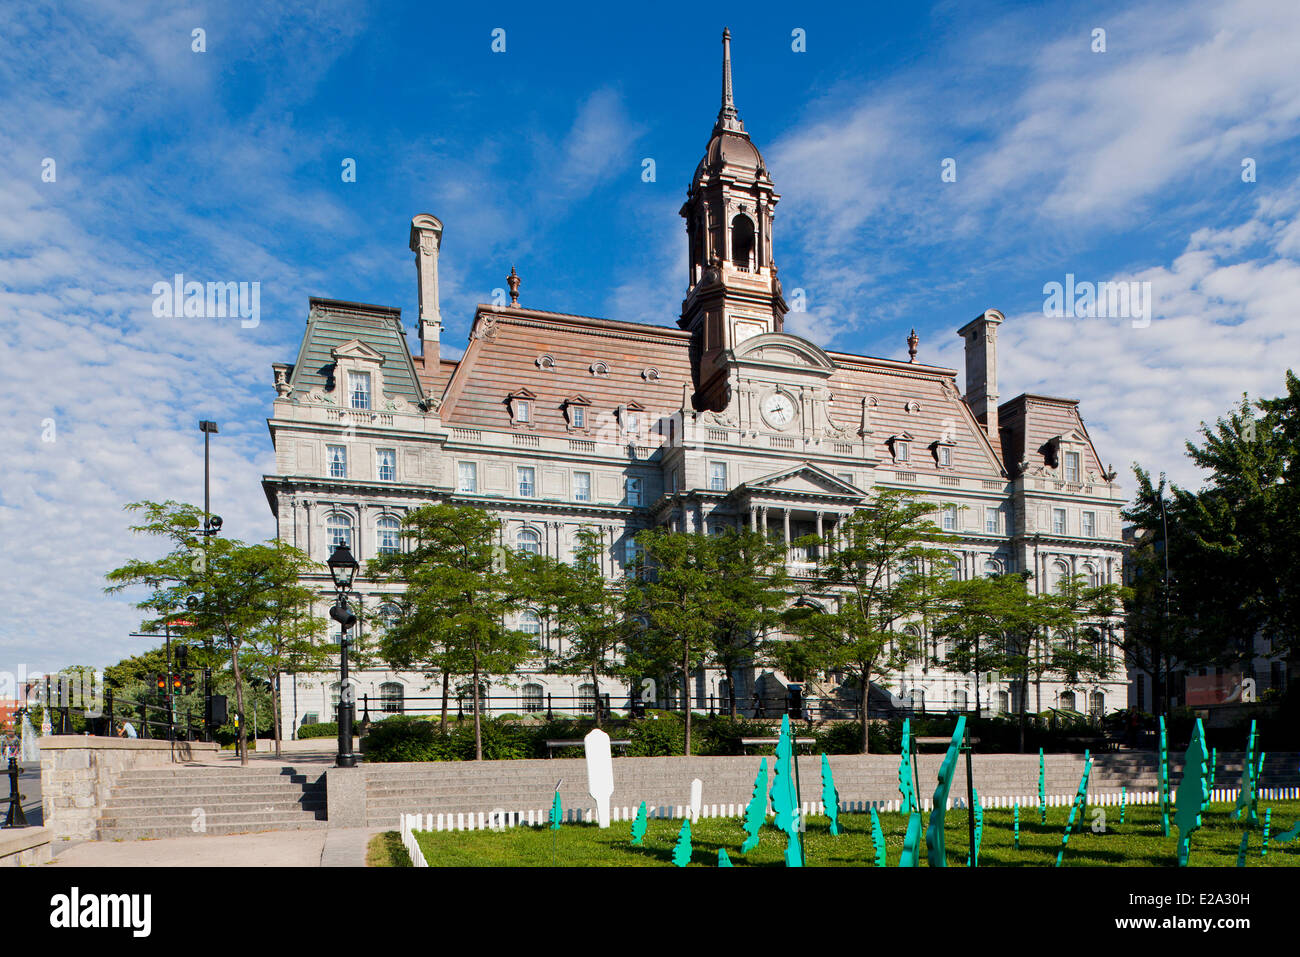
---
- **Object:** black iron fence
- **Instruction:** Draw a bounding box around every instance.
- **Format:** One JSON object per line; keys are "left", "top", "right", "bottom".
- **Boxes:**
{"left": 22, "top": 674, "right": 222, "bottom": 742}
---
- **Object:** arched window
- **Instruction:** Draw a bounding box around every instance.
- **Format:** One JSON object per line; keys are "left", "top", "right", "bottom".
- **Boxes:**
{"left": 731, "top": 214, "right": 755, "bottom": 271}
{"left": 983, "top": 559, "right": 1002, "bottom": 578}
{"left": 1060, "top": 690, "right": 1077, "bottom": 711}
{"left": 1089, "top": 691, "right": 1104, "bottom": 717}
{"left": 329, "top": 682, "right": 341, "bottom": 722}
{"left": 953, "top": 689, "right": 968, "bottom": 712}
{"left": 1082, "top": 563, "right": 1099, "bottom": 588}
{"left": 995, "top": 690, "right": 1010, "bottom": 713}
{"left": 377, "top": 516, "right": 401, "bottom": 555}
{"left": 945, "top": 556, "right": 962, "bottom": 581}
{"left": 326, "top": 512, "right": 353, "bottom": 552}
{"left": 378, "top": 603, "right": 400, "bottom": 634}
{"left": 579, "top": 683, "right": 598, "bottom": 714}
{"left": 1049, "top": 560, "right": 1070, "bottom": 594}
{"left": 516, "top": 527, "right": 541, "bottom": 556}
{"left": 523, "top": 683, "right": 544, "bottom": 713}
{"left": 518, "top": 609, "right": 543, "bottom": 651}
{"left": 379, "top": 682, "right": 404, "bottom": 715}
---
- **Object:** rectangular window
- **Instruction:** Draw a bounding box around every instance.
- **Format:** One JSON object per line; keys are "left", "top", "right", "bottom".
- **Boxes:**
{"left": 518, "top": 466, "right": 535, "bottom": 498}
{"left": 376, "top": 449, "right": 396, "bottom": 482}
{"left": 623, "top": 410, "right": 640, "bottom": 434}
{"left": 457, "top": 462, "right": 477, "bottom": 494}
{"left": 572, "top": 405, "right": 585, "bottom": 428}
{"left": 515, "top": 400, "right": 531, "bottom": 424}
{"left": 349, "top": 372, "right": 370, "bottom": 410}
{"left": 938, "top": 445, "right": 951, "bottom": 467}
{"left": 985, "top": 507, "right": 998, "bottom": 534}
{"left": 624, "top": 539, "right": 639, "bottom": 577}
{"left": 1064, "top": 451, "right": 1080, "bottom": 483}
{"left": 626, "top": 477, "right": 642, "bottom": 506}
{"left": 574, "top": 471, "right": 591, "bottom": 502}
{"left": 895, "top": 441, "right": 910, "bottom": 462}
{"left": 1053, "top": 508, "right": 1067, "bottom": 535}
{"left": 1082, "top": 511, "right": 1096, "bottom": 537}
{"left": 327, "top": 445, "right": 347, "bottom": 479}
{"left": 942, "top": 505, "right": 958, "bottom": 531}
{"left": 836, "top": 473, "right": 854, "bottom": 485}
{"left": 709, "top": 461, "right": 727, "bottom": 492}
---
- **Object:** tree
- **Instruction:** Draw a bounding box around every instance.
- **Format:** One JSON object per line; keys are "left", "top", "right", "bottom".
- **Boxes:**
{"left": 931, "top": 575, "right": 1015, "bottom": 713}
{"left": 1043, "top": 571, "right": 1126, "bottom": 704}
{"left": 782, "top": 489, "right": 954, "bottom": 753}
{"left": 105, "top": 501, "right": 326, "bottom": 765}
{"left": 367, "top": 504, "right": 540, "bottom": 760}
{"left": 538, "top": 526, "right": 628, "bottom": 728}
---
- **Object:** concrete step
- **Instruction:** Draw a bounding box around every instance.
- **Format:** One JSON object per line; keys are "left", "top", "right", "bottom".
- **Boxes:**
{"left": 104, "top": 797, "right": 326, "bottom": 814}
{"left": 99, "top": 807, "right": 327, "bottom": 827}
{"left": 98, "top": 820, "right": 329, "bottom": 841}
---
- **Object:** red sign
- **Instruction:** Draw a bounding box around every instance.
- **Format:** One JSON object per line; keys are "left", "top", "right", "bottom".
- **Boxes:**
{"left": 1186, "top": 674, "right": 1252, "bottom": 706}
{"left": 169, "top": 619, "right": 195, "bottom": 627}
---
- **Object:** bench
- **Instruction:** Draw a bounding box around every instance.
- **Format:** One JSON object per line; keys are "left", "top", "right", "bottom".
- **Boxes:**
{"left": 739, "top": 737, "right": 818, "bottom": 755}
{"left": 545, "top": 738, "right": 631, "bottom": 757}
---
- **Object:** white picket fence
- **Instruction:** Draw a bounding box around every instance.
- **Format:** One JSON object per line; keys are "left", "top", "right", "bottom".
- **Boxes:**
{"left": 399, "top": 786, "right": 1300, "bottom": 835}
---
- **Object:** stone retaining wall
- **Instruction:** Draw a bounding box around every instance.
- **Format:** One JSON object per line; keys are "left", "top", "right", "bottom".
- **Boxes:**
{"left": 0, "top": 827, "right": 51, "bottom": 866}
{"left": 39, "top": 737, "right": 221, "bottom": 841}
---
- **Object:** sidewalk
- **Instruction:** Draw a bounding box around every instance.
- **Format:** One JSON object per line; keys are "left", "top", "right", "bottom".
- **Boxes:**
{"left": 43, "top": 826, "right": 384, "bottom": 867}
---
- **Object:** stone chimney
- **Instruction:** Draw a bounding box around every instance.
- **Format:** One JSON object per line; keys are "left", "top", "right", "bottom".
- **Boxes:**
{"left": 956, "top": 308, "right": 1004, "bottom": 441}
{"left": 409, "top": 214, "right": 444, "bottom": 356}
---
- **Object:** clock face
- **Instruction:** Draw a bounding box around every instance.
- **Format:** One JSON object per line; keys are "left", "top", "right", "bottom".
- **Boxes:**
{"left": 761, "top": 391, "right": 797, "bottom": 429}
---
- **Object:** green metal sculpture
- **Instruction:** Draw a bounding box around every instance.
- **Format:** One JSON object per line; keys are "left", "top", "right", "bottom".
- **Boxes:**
{"left": 821, "top": 753, "right": 840, "bottom": 836}
{"left": 899, "top": 810, "right": 923, "bottom": 867}
{"left": 630, "top": 800, "right": 648, "bottom": 846}
{"left": 769, "top": 715, "right": 803, "bottom": 868}
{"left": 869, "top": 806, "right": 887, "bottom": 867}
{"left": 1262, "top": 808, "right": 1272, "bottom": 858}
{"left": 967, "top": 788, "right": 983, "bottom": 867}
{"left": 1273, "top": 819, "right": 1300, "bottom": 844}
{"left": 1013, "top": 802, "right": 1020, "bottom": 850}
{"left": 898, "top": 718, "right": 918, "bottom": 813}
{"left": 1055, "top": 751, "right": 1093, "bottom": 867}
{"left": 924, "top": 716, "right": 967, "bottom": 868}
{"left": 1119, "top": 786, "right": 1126, "bottom": 824}
{"left": 1234, "top": 720, "right": 1259, "bottom": 826}
{"left": 1209, "top": 747, "right": 1217, "bottom": 792}
{"left": 1158, "top": 716, "right": 1171, "bottom": 837}
{"left": 740, "top": 757, "right": 768, "bottom": 854}
{"left": 549, "top": 790, "right": 563, "bottom": 830}
{"left": 1174, "top": 718, "right": 1209, "bottom": 867}
{"left": 1236, "top": 830, "right": 1249, "bottom": 867}
{"left": 672, "top": 817, "right": 692, "bottom": 867}
{"left": 1038, "top": 748, "right": 1047, "bottom": 824}
{"left": 718, "top": 847, "right": 733, "bottom": 867}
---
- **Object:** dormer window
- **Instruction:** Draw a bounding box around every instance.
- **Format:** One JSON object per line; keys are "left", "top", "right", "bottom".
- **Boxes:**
{"left": 618, "top": 402, "right": 646, "bottom": 437}
{"left": 888, "top": 433, "right": 914, "bottom": 463}
{"left": 563, "top": 395, "right": 592, "bottom": 431}
{"left": 932, "top": 440, "right": 955, "bottom": 468}
{"left": 1064, "top": 451, "right": 1080, "bottom": 483}
{"left": 731, "top": 214, "right": 755, "bottom": 271}
{"left": 506, "top": 389, "right": 537, "bottom": 428}
{"left": 349, "top": 372, "right": 371, "bottom": 410}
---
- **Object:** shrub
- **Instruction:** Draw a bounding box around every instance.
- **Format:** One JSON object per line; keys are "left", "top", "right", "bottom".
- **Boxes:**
{"left": 361, "top": 716, "right": 453, "bottom": 762}
{"left": 297, "top": 722, "right": 338, "bottom": 740}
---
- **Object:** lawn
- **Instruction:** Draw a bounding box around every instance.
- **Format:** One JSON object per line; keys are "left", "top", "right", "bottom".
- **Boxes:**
{"left": 404, "top": 799, "right": 1300, "bottom": 867}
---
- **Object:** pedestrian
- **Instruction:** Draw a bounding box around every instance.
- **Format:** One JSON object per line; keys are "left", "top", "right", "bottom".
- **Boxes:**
{"left": 119, "top": 719, "right": 138, "bottom": 739}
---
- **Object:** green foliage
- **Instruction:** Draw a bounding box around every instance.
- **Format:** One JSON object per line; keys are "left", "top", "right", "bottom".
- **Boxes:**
{"left": 297, "top": 721, "right": 339, "bottom": 740}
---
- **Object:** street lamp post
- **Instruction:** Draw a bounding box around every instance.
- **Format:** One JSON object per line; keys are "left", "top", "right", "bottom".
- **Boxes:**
{"left": 327, "top": 542, "right": 360, "bottom": 768}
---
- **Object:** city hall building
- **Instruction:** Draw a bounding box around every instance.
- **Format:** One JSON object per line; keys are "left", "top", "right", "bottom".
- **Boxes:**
{"left": 263, "top": 33, "right": 1128, "bottom": 737}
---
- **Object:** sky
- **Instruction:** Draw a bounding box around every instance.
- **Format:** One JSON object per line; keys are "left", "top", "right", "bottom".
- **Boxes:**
{"left": 3, "top": 0, "right": 1300, "bottom": 674}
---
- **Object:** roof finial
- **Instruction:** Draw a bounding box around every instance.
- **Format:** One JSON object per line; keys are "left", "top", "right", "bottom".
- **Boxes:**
{"left": 715, "top": 28, "right": 744, "bottom": 134}
{"left": 907, "top": 328, "right": 919, "bottom": 363}
{"left": 507, "top": 265, "right": 520, "bottom": 306}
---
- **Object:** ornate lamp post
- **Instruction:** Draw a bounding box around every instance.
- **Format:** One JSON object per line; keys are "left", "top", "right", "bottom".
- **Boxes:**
{"left": 327, "top": 542, "right": 360, "bottom": 768}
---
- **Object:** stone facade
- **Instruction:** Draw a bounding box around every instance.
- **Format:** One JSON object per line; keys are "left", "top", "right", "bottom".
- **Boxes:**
{"left": 264, "top": 33, "right": 1129, "bottom": 737}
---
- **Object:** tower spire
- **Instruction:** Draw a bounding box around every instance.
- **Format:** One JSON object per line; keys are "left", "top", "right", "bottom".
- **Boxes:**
{"left": 715, "top": 28, "right": 744, "bottom": 134}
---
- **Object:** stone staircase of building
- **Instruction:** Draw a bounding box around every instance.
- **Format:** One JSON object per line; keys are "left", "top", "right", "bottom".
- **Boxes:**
{"left": 362, "top": 751, "right": 1300, "bottom": 826}
{"left": 96, "top": 765, "right": 328, "bottom": 840}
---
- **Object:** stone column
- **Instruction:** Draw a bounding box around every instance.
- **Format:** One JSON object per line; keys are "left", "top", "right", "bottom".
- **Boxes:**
{"left": 783, "top": 507, "right": 791, "bottom": 546}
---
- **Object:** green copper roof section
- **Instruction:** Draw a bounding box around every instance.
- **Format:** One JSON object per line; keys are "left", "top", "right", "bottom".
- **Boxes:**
{"left": 286, "top": 297, "right": 426, "bottom": 407}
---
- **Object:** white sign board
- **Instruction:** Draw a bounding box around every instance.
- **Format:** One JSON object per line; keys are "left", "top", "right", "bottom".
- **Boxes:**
{"left": 690, "top": 777, "right": 703, "bottom": 820}
{"left": 584, "top": 728, "right": 614, "bottom": 828}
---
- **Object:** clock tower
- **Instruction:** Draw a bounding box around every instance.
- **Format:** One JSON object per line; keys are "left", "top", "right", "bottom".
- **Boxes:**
{"left": 679, "top": 29, "right": 789, "bottom": 413}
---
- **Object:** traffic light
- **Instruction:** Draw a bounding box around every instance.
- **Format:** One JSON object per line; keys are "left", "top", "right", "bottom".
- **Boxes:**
{"left": 183, "top": 673, "right": 195, "bottom": 694}
{"left": 155, "top": 674, "right": 166, "bottom": 693}
{"left": 176, "top": 646, "right": 188, "bottom": 671}
{"left": 171, "top": 674, "right": 182, "bottom": 694}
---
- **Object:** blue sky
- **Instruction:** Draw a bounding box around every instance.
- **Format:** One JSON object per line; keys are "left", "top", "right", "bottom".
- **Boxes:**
{"left": 4, "top": 0, "right": 1300, "bottom": 673}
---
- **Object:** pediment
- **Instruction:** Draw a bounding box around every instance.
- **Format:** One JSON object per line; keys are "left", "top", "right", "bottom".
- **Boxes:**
{"left": 331, "top": 339, "right": 385, "bottom": 363}
{"left": 743, "top": 462, "right": 863, "bottom": 498}
{"left": 731, "top": 332, "right": 837, "bottom": 375}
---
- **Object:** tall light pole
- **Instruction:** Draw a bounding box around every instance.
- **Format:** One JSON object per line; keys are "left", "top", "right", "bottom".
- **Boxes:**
{"left": 327, "top": 542, "right": 360, "bottom": 768}
{"left": 198, "top": 421, "right": 222, "bottom": 539}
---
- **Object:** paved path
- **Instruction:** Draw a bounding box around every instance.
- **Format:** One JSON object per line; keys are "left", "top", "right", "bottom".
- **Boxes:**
{"left": 43, "top": 826, "right": 384, "bottom": 867}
